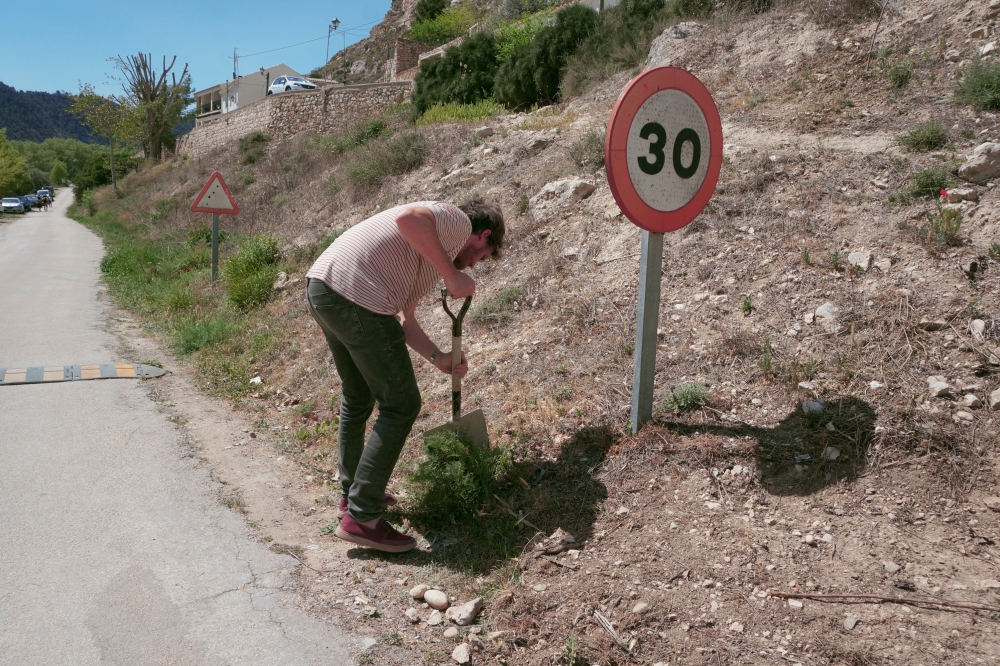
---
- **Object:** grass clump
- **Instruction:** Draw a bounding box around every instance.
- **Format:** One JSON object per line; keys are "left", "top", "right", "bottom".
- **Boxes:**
{"left": 238, "top": 131, "right": 270, "bottom": 165}
{"left": 920, "top": 207, "right": 964, "bottom": 247}
{"left": 887, "top": 61, "right": 913, "bottom": 92}
{"left": 657, "top": 381, "right": 709, "bottom": 413}
{"left": 223, "top": 235, "right": 281, "bottom": 310}
{"left": 409, "top": 2, "right": 479, "bottom": 44}
{"left": 176, "top": 316, "right": 239, "bottom": 354}
{"left": 416, "top": 100, "right": 505, "bottom": 126}
{"left": 345, "top": 132, "right": 426, "bottom": 195}
{"left": 909, "top": 166, "right": 953, "bottom": 198}
{"left": 469, "top": 285, "right": 523, "bottom": 326}
{"left": 896, "top": 121, "right": 949, "bottom": 152}
{"left": 409, "top": 430, "right": 512, "bottom": 523}
{"left": 567, "top": 131, "right": 605, "bottom": 170}
{"left": 314, "top": 119, "right": 388, "bottom": 155}
{"left": 954, "top": 58, "right": 1000, "bottom": 110}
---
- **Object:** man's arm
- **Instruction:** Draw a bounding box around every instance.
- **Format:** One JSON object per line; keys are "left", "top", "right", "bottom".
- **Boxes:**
{"left": 400, "top": 303, "right": 468, "bottom": 377}
{"left": 396, "top": 205, "right": 475, "bottom": 299}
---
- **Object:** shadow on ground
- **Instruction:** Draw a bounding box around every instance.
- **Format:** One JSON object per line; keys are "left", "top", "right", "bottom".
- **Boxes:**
{"left": 659, "top": 396, "right": 877, "bottom": 496}
{"left": 348, "top": 425, "right": 616, "bottom": 573}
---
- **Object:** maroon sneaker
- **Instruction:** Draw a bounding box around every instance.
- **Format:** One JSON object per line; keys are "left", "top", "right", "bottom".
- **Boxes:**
{"left": 337, "top": 492, "right": 398, "bottom": 519}
{"left": 335, "top": 515, "right": 416, "bottom": 552}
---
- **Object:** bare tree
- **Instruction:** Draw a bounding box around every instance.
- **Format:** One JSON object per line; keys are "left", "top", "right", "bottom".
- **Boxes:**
{"left": 111, "top": 54, "right": 192, "bottom": 161}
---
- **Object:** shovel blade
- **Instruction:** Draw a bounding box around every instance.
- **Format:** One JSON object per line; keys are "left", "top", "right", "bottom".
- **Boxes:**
{"left": 422, "top": 409, "right": 489, "bottom": 450}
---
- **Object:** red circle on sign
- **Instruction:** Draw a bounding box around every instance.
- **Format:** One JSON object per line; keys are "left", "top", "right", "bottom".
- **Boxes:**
{"left": 605, "top": 67, "right": 722, "bottom": 234}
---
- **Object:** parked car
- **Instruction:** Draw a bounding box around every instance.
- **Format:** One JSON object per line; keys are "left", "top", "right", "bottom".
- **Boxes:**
{"left": 24, "top": 194, "right": 39, "bottom": 209}
{"left": 2, "top": 197, "right": 26, "bottom": 214}
{"left": 42, "top": 186, "right": 55, "bottom": 198}
{"left": 266, "top": 76, "right": 317, "bottom": 95}
{"left": 18, "top": 196, "right": 32, "bottom": 211}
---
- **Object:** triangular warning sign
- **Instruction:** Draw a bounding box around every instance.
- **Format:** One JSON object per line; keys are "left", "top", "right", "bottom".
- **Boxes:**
{"left": 190, "top": 171, "right": 240, "bottom": 215}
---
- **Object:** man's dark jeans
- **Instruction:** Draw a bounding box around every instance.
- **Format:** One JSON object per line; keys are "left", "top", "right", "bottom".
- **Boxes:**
{"left": 306, "top": 279, "right": 421, "bottom": 523}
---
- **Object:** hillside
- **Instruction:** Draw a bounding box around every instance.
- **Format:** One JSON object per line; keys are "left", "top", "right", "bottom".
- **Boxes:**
{"left": 75, "top": 1, "right": 1000, "bottom": 664}
{"left": 0, "top": 82, "right": 97, "bottom": 143}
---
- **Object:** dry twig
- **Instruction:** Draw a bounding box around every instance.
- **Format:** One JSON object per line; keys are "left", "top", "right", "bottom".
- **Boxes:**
{"left": 774, "top": 591, "right": 1000, "bottom": 613}
{"left": 594, "top": 610, "right": 632, "bottom": 654}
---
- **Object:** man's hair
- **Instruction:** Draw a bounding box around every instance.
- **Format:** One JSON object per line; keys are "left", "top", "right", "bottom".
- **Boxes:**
{"left": 458, "top": 197, "right": 505, "bottom": 255}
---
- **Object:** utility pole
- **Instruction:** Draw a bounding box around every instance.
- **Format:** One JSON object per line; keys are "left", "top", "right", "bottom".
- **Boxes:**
{"left": 233, "top": 48, "right": 237, "bottom": 80}
{"left": 326, "top": 18, "right": 340, "bottom": 68}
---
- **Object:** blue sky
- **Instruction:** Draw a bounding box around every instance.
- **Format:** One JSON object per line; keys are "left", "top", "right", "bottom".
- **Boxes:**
{"left": 0, "top": 1, "right": 393, "bottom": 96}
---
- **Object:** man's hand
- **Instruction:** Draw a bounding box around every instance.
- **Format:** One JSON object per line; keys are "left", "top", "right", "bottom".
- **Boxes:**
{"left": 444, "top": 270, "right": 475, "bottom": 299}
{"left": 434, "top": 351, "right": 468, "bottom": 378}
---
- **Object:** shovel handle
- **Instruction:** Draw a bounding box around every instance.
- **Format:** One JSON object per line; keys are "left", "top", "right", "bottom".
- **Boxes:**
{"left": 442, "top": 289, "right": 472, "bottom": 423}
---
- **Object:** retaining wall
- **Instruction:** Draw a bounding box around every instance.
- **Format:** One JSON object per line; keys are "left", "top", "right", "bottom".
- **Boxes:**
{"left": 177, "top": 81, "right": 413, "bottom": 159}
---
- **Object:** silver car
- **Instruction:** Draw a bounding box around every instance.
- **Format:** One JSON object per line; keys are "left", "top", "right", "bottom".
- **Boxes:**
{"left": 266, "top": 76, "right": 317, "bottom": 95}
{"left": 2, "top": 197, "right": 25, "bottom": 214}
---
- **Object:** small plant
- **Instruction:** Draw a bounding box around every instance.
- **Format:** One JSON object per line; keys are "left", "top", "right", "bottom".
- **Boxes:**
{"left": 761, "top": 337, "right": 774, "bottom": 376}
{"left": 345, "top": 132, "right": 426, "bottom": 196}
{"left": 829, "top": 251, "right": 840, "bottom": 271}
{"left": 555, "top": 363, "right": 568, "bottom": 375}
{"left": 801, "top": 246, "right": 811, "bottom": 265}
{"left": 240, "top": 172, "right": 255, "bottom": 185}
{"left": 176, "top": 316, "right": 238, "bottom": 355}
{"left": 384, "top": 631, "right": 403, "bottom": 646}
{"left": 910, "top": 166, "right": 953, "bottom": 198}
{"left": 319, "top": 523, "right": 338, "bottom": 535}
{"left": 920, "top": 206, "right": 963, "bottom": 247}
{"left": 896, "top": 121, "right": 949, "bottom": 152}
{"left": 954, "top": 57, "right": 1000, "bottom": 110}
{"left": 273, "top": 194, "right": 290, "bottom": 207}
{"left": 223, "top": 497, "right": 247, "bottom": 513}
{"left": 484, "top": 362, "right": 498, "bottom": 375}
{"left": 552, "top": 385, "right": 573, "bottom": 401}
{"left": 469, "top": 286, "right": 523, "bottom": 326}
{"left": 887, "top": 61, "right": 913, "bottom": 91}
{"left": 515, "top": 194, "right": 529, "bottom": 216}
{"left": 657, "top": 382, "right": 710, "bottom": 413}
{"left": 988, "top": 242, "right": 1000, "bottom": 262}
{"left": 961, "top": 128, "right": 975, "bottom": 139}
{"left": 239, "top": 131, "right": 270, "bottom": 165}
{"left": 567, "top": 131, "right": 605, "bottom": 170}
{"left": 563, "top": 634, "right": 579, "bottom": 665}
{"left": 293, "top": 399, "right": 315, "bottom": 417}
{"left": 741, "top": 297, "right": 753, "bottom": 315}
{"left": 223, "top": 235, "right": 281, "bottom": 309}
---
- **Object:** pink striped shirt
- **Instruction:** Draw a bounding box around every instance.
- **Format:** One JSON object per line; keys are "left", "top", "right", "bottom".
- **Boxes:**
{"left": 306, "top": 202, "right": 471, "bottom": 315}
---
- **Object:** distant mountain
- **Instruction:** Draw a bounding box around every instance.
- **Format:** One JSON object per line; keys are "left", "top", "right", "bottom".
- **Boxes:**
{"left": 0, "top": 81, "right": 99, "bottom": 143}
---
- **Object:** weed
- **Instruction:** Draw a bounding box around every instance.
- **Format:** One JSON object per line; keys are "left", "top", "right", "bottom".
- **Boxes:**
{"left": 555, "top": 363, "right": 568, "bottom": 375}
{"left": 239, "top": 131, "right": 270, "bottom": 165}
{"left": 469, "top": 286, "right": 523, "bottom": 326}
{"left": 761, "top": 337, "right": 774, "bottom": 376}
{"left": 223, "top": 497, "right": 247, "bottom": 513}
{"left": 909, "top": 166, "right": 953, "bottom": 198}
{"left": 919, "top": 206, "right": 963, "bottom": 247}
{"left": 484, "top": 362, "right": 498, "bottom": 375}
{"left": 829, "top": 251, "right": 840, "bottom": 271}
{"left": 187, "top": 226, "right": 229, "bottom": 247}
{"left": 719, "top": 331, "right": 760, "bottom": 359}
{"left": 248, "top": 520, "right": 259, "bottom": 528}
{"left": 801, "top": 246, "right": 811, "bottom": 265}
{"left": 416, "top": 100, "right": 506, "bottom": 125}
{"left": 887, "top": 61, "right": 913, "bottom": 91}
{"left": 319, "top": 523, "right": 338, "bottom": 535}
{"left": 383, "top": 631, "right": 403, "bottom": 646}
{"left": 358, "top": 653, "right": 374, "bottom": 665}
{"left": 552, "top": 385, "right": 573, "bottom": 401}
{"left": 954, "top": 58, "right": 1000, "bottom": 110}
{"left": 567, "top": 131, "right": 605, "bottom": 170}
{"left": 741, "top": 297, "right": 753, "bottom": 315}
{"left": 988, "top": 242, "right": 1000, "bottom": 262}
{"left": 515, "top": 194, "right": 529, "bottom": 216}
{"left": 273, "top": 194, "right": 289, "bottom": 207}
{"left": 345, "top": 132, "right": 426, "bottom": 196}
{"left": 223, "top": 235, "right": 281, "bottom": 310}
{"left": 657, "top": 381, "right": 709, "bottom": 413}
{"left": 240, "top": 172, "right": 255, "bottom": 185}
{"left": 896, "top": 121, "right": 949, "bottom": 152}
{"left": 563, "top": 634, "right": 579, "bottom": 665}
{"left": 293, "top": 399, "right": 315, "bottom": 417}
{"left": 176, "top": 316, "right": 239, "bottom": 355}
{"left": 961, "top": 128, "right": 975, "bottom": 139}
{"left": 314, "top": 119, "right": 389, "bottom": 155}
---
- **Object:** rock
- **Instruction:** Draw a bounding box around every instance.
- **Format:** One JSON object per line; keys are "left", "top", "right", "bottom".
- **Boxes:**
{"left": 442, "top": 168, "right": 488, "bottom": 187}
{"left": 844, "top": 615, "right": 861, "bottom": 631}
{"left": 814, "top": 302, "right": 841, "bottom": 333}
{"left": 983, "top": 41, "right": 997, "bottom": 56}
{"left": 971, "top": 26, "right": 989, "bottom": 39}
{"left": 646, "top": 22, "right": 704, "bottom": 66}
{"left": 804, "top": 312, "right": 815, "bottom": 324}
{"left": 729, "top": 621, "right": 744, "bottom": 633}
{"left": 990, "top": 388, "right": 1000, "bottom": 410}
{"left": 425, "top": 589, "right": 449, "bottom": 610}
{"left": 473, "top": 126, "right": 494, "bottom": 139}
{"left": 945, "top": 49, "right": 962, "bottom": 62}
{"left": 869, "top": 381, "right": 885, "bottom": 390}
{"left": 444, "top": 627, "right": 459, "bottom": 638}
{"left": 632, "top": 601, "right": 650, "bottom": 614}
{"left": 884, "top": 562, "right": 901, "bottom": 574}
{"left": 821, "top": 446, "right": 840, "bottom": 461}
{"left": 451, "top": 643, "right": 471, "bottom": 664}
{"left": 804, "top": 534, "right": 816, "bottom": 545}
{"left": 249, "top": 376, "right": 262, "bottom": 385}
{"left": 405, "top": 607, "right": 421, "bottom": 624}
{"left": 616, "top": 506, "right": 630, "bottom": 515}
{"left": 958, "top": 142, "right": 1000, "bottom": 183}
{"left": 272, "top": 271, "right": 289, "bottom": 290}
{"left": 802, "top": 400, "right": 825, "bottom": 415}
{"left": 525, "top": 136, "right": 552, "bottom": 152}
{"left": 984, "top": 496, "right": 1000, "bottom": 512}
{"left": 561, "top": 247, "right": 580, "bottom": 260}
{"left": 788, "top": 599, "right": 804, "bottom": 609}
{"left": 918, "top": 319, "right": 946, "bottom": 331}
{"left": 705, "top": 502, "right": 722, "bottom": 510}
{"left": 529, "top": 179, "right": 596, "bottom": 219}
{"left": 847, "top": 249, "right": 873, "bottom": 271}
{"left": 982, "top": 580, "right": 1000, "bottom": 590}
{"left": 954, "top": 410, "right": 975, "bottom": 423}
{"left": 927, "top": 376, "right": 952, "bottom": 398}
{"left": 962, "top": 394, "right": 983, "bottom": 409}
{"left": 971, "top": 319, "right": 986, "bottom": 342}
{"left": 453, "top": 598, "right": 483, "bottom": 626}
{"left": 943, "top": 187, "right": 978, "bottom": 203}
{"left": 427, "top": 609, "right": 444, "bottom": 626}
{"left": 822, "top": 533, "right": 834, "bottom": 543}
{"left": 874, "top": 258, "right": 892, "bottom": 273}
{"left": 410, "top": 584, "right": 431, "bottom": 600}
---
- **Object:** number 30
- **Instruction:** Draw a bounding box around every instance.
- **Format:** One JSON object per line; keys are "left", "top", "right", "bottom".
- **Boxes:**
{"left": 637, "top": 122, "right": 701, "bottom": 179}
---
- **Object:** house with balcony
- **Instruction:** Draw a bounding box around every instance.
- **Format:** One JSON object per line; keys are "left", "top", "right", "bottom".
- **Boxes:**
{"left": 193, "top": 64, "right": 302, "bottom": 127}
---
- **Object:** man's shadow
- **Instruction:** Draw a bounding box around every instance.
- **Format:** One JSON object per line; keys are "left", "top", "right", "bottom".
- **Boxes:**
{"left": 350, "top": 425, "right": 615, "bottom": 571}
{"left": 661, "top": 396, "right": 877, "bottom": 496}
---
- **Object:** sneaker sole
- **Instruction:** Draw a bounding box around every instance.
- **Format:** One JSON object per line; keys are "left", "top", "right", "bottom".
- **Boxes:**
{"left": 334, "top": 526, "right": 416, "bottom": 553}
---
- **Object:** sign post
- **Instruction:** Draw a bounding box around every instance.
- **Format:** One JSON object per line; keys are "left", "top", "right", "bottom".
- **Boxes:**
{"left": 190, "top": 171, "right": 240, "bottom": 282}
{"left": 604, "top": 67, "right": 723, "bottom": 434}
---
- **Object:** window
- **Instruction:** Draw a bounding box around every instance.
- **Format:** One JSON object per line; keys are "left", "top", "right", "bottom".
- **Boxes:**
{"left": 274, "top": 77, "right": 285, "bottom": 85}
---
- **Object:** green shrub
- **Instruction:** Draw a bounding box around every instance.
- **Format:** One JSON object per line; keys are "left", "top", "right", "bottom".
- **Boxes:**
{"left": 176, "top": 316, "right": 239, "bottom": 354}
{"left": 469, "top": 285, "right": 522, "bottom": 326}
{"left": 496, "top": 10, "right": 553, "bottom": 63}
{"left": 416, "top": 100, "right": 505, "bottom": 125}
{"left": 239, "top": 131, "right": 270, "bottom": 165}
{"left": 567, "top": 130, "right": 605, "bottom": 170}
{"left": 887, "top": 61, "right": 913, "bottom": 92}
{"left": 495, "top": 4, "right": 598, "bottom": 109}
{"left": 314, "top": 119, "right": 388, "bottom": 155}
{"left": 657, "top": 381, "right": 710, "bottom": 412}
{"left": 414, "top": 0, "right": 447, "bottom": 23}
{"left": 562, "top": 0, "right": 667, "bottom": 97}
{"left": 909, "top": 166, "right": 953, "bottom": 198}
{"left": 223, "top": 235, "right": 281, "bottom": 309}
{"left": 410, "top": 3, "right": 479, "bottom": 44}
{"left": 896, "top": 121, "right": 949, "bottom": 152}
{"left": 408, "top": 430, "right": 512, "bottom": 523}
{"left": 954, "top": 58, "right": 1000, "bottom": 110}
{"left": 412, "top": 33, "right": 500, "bottom": 116}
{"left": 344, "top": 132, "right": 426, "bottom": 195}
{"left": 921, "top": 207, "right": 963, "bottom": 247}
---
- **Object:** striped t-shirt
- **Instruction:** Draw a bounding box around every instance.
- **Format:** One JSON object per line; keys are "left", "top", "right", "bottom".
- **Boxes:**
{"left": 306, "top": 202, "right": 472, "bottom": 315}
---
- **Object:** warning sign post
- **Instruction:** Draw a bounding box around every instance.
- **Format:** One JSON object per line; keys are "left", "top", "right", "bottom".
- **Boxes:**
{"left": 190, "top": 172, "right": 240, "bottom": 281}
{"left": 604, "top": 67, "right": 723, "bottom": 433}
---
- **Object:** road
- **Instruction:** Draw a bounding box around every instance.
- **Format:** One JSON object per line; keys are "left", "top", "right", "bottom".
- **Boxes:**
{"left": 0, "top": 193, "right": 364, "bottom": 665}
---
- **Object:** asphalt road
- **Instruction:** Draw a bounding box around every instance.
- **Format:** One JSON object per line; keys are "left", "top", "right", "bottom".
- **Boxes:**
{"left": 0, "top": 193, "right": 363, "bottom": 665}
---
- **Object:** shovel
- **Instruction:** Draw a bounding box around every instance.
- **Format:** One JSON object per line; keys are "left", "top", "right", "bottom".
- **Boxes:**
{"left": 422, "top": 289, "right": 490, "bottom": 450}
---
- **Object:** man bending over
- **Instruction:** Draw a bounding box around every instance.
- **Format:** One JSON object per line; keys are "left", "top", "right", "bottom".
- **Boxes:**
{"left": 305, "top": 198, "right": 504, "bottom": 552}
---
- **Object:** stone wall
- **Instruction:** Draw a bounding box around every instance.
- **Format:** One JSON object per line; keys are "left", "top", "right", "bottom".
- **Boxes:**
{"left": 177, "top": 81, "right": 413, "bottom": 159}
{"left": 387, "top": 37, "right": 427, "bottom": 81}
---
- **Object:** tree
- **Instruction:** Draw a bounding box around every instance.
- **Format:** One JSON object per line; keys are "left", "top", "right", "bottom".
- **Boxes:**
{"left": 110, "top": 53, "right": 192, "bottom": 160}
{"left": 70, "top": 85, "right": 138, "bottom": 193}
{"left": 414, "top": 0, "right": 447, "bottom": 23}
{"left": 0, "top": 128, "right": 30, "bottom": 196}
{"left": 50, "top": 161, "right": 69, "bottom": 184}
{"left": 412, "top": 33, "right": 499, "bottom": 116}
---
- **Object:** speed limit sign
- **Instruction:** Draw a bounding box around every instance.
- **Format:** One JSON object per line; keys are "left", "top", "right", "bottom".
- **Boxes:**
{"left": 605, "top": 67, "right": 723, "bottom": 433}
{"left": 605, "top": 67, "right": 722, "bottom": 233}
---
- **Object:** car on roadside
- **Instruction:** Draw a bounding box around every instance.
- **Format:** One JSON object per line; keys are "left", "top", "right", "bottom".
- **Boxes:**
{"left": 24, "top": 194, "right": 39, "bottom": 209}
{"left": 18, "top": 196, "right": 33, "bottom": 211}
{"left": 266, "top": 76, "right": 317, "bottom": 95}
{"left": 2, "top": 198, "right": 26, "bottom": 214}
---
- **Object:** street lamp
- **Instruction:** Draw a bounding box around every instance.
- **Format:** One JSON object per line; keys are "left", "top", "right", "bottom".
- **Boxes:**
{"left": 326, "top": 17, "right": 341, "bottom": 66}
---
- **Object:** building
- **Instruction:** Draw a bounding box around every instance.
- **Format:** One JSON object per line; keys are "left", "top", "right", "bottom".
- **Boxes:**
{"left": 193, "top": 64, "right": 301, "bottom": 127}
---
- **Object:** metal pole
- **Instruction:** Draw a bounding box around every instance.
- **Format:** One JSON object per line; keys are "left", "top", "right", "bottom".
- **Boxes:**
{"left": 211, "top": 213, "right": 219, "bottom": 282}
{"left": 630, "top": 230, "right": 664, "bottom": 434}
{"left": 326, "top": 27, "right": 331, "bottom": 65}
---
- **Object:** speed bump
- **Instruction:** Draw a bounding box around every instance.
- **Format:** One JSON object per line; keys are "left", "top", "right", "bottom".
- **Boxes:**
{"left": 0, "top": 363, "right": 166, "bottom": 386}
